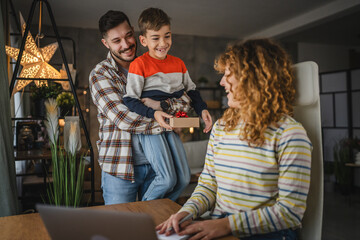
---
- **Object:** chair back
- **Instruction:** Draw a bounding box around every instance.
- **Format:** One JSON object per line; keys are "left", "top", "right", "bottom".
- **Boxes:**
{"left": 293, "top": 61, "right": 323, "bottom": 240}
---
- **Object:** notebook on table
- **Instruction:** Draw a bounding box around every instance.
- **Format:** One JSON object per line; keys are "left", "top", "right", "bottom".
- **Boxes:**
{"left": 37, "top": 204, "right": 189, "bottom": 240}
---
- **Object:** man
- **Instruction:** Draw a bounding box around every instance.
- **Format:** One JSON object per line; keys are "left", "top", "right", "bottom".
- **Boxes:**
{"left": 89, "top": 10, "right": 189, "bottom": 204}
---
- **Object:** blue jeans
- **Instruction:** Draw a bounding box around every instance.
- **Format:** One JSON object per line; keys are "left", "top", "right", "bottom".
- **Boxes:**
{"left": 101, "top": 164, "right": 155, "bottom": 205}
{"left": 242, "top": 229, "right": 298, "bottom": 240}
{"left": 137, "top": 131, "right": 191, "bottom": 201}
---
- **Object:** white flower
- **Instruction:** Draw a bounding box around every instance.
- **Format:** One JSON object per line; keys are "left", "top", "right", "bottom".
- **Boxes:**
{"left": 44, "top": 98, "right": 59, "bottom": 145}
{"left": 67, "top": 121, "right": 80, "bottom": 155}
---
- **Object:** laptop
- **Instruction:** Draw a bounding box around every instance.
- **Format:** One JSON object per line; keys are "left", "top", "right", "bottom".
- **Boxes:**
{"left": 37, "top": 204, "right": 189, "bottom": 240}
{"left": 37, "top": 204, "right": 160, "bottom": 240}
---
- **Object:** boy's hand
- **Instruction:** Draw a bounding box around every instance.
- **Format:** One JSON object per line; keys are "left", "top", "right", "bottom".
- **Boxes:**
{"left": 201, "top": 110, "right": 212, "bottom": 133}
{"left": 141, "top": 98, "right": 161, "bottom": 110}
{"left": 154, "top": 111, "right": 173, "bottom": 130}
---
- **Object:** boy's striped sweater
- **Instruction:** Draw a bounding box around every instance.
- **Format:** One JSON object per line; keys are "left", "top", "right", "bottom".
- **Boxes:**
{"left": 123, "top": 52, "right": 206, "bottom": 118}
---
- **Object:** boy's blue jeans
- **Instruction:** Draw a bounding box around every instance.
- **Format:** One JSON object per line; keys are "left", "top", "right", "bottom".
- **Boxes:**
{"left": 138, "top": 131, "right": 191, "bottom": 201}
{"left": 101, "top": 131, "right": 190, "bottom": 204}
{"left": 101, "top": 164, "right": 155, "bottom": 205}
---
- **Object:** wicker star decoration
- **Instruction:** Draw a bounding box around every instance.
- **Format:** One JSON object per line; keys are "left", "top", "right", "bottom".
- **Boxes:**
{"left": 5, "top": 14, "right": 63, "bottom": 93}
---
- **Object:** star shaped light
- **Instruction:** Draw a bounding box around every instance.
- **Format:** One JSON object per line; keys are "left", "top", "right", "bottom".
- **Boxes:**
{"left": 5, "top": 14, "right": 63, "bottom": 93}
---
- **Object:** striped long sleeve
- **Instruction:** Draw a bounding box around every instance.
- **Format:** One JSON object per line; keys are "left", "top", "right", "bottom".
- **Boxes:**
{"left": 180, "top": 116, "right": 312, "bottom": 238}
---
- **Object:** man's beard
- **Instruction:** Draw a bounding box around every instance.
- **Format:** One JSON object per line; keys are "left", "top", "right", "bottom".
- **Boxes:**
{"left": 110, "top": 44, "right": 137, "bottom": 63}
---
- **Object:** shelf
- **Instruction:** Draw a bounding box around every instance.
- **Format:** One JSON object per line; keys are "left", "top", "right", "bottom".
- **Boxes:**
{"left": 14, "top": 148, "right": 52, "bottom": 161}
{"left": 22, "top": 175, "right": 52, "bottom": 185}
{"left": 345, "top": 163, "right": 360, "bottom": 167}
{"left": 8, "top": 0, "right": 95, "bottom": 207}
{"left": 14, "top": 147, "right": 89, "bottom": 161}
{"left": 198, "top": 85, "right": 226, "bottom": 110}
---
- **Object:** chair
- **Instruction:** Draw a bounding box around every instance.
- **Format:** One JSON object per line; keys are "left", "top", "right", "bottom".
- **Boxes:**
{"left": 179, "top": 140, "right": 208, "bottom": 203}
{"left": 293, "top": 61, "right": 324, "bottom": 240}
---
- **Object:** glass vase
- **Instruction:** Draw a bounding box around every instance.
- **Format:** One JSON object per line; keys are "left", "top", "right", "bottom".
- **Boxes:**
{"left": 64, "top": 116, "right": 81, "bottom": 154}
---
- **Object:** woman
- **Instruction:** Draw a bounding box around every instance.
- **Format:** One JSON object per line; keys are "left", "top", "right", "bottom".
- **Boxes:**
{"left": 157, "top": 39, "right": 312, "bottom": 240}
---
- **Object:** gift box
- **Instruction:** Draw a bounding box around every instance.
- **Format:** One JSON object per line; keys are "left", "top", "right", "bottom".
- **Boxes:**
{"left": 170, "top": 117, "right": 200, "bottom": 128}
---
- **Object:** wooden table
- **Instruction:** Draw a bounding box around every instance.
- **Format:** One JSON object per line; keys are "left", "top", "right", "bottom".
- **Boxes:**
{"left": 0, "top": 199, "right": 237, "bottom": 240}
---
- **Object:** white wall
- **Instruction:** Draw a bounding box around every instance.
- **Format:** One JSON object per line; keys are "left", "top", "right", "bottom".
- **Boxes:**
{"left": 297, "top": 42, "right": 360, "bottom": 73}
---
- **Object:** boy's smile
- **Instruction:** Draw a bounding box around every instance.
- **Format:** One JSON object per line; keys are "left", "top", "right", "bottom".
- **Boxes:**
{"left": 140, "top": 25, "right": 172, "bottom": 60}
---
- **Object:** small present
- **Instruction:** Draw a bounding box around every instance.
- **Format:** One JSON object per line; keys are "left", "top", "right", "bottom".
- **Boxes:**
{"left": 169, "top": 111, "right": 199, "bottom": 128}
{"left": 170, "top": 117, "right": 200, "bottom": 128}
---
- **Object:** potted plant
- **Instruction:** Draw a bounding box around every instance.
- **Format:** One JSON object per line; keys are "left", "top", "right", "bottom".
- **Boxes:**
{"left": 30, "top": 83, "right": 62, "bottom": 117}
{"left": 323, "top": 161, "right": 335, "bottom": 192}
{"left": 56, "top": 92, "right": 75, "bottom": 116}
{"left": 44, "top": 99, "right": 85, "bottom": 207}
{"left": 333, "top": 138, "right": 360, "bottom": 195}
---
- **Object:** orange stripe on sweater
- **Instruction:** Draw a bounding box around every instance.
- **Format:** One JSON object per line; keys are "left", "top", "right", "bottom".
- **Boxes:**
{"left": 129, "top": 52, "right": 187, "bottom": 77}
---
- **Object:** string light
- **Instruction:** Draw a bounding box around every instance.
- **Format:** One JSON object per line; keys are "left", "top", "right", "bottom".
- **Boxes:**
{"left": 58, "top": 119, "right": 65, "bottom": 127}
{"left": 189, "top": 127, "right": 194, "bottom": 134}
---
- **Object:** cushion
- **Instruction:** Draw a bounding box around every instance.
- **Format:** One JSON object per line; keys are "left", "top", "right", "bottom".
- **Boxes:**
{"left": 183, "top": 140, "right": 208, "bottom": 169}
{"left": 293, "top": 61, "right": 319, "bottom": 107}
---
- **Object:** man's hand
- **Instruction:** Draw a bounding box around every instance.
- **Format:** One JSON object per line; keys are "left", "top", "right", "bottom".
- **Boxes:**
{"left": 141, "top": 98, "right": 161, "bottom": 110}
{"left": 154, "top": 111, "right": 173, "bottom": 130}
{"left": 201, "top": 110, "right": 213, "bottom": 133}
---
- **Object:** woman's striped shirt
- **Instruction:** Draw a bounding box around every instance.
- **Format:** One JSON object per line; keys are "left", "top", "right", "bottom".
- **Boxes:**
{"left": 180, "top": 115, "right": 312, "bottom": 238}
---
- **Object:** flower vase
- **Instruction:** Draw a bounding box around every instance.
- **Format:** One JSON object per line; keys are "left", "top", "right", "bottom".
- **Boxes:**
{"left": 34, "top": 98, "right": 46, "bottom": 118}
{"left": 64, "top": 116, "right": 82, "bottom": 153}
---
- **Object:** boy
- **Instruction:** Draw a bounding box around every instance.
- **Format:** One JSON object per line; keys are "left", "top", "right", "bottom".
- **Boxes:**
{"left": 123, "top": 8, "right": 212, "bottom": 201}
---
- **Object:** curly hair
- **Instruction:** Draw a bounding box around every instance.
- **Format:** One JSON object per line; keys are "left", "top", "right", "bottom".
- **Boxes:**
{"left": 215, "top": 39, "right": 295, "bottom": 146}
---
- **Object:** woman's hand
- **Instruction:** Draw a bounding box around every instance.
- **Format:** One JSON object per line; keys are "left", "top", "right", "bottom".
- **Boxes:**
{"left": 179, "top": 218, "right": 231, "bottom": 240}
{"left": 156, "top": 211, "right": 192, "bottom": 235}
{"left": 201, "top": 110, "right": 213, "bottom": 133}
{"left": 154, "top": 111, "right": 173, "bottom": 130}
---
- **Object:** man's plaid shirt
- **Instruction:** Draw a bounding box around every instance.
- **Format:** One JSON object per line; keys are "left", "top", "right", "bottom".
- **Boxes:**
{"left": 89, "top": 52, "right": 190, "bottom": 182}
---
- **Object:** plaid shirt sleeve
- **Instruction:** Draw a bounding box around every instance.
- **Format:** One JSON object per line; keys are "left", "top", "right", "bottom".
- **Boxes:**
{"left": 89, "top": 64, "right": 162, "bottom": 135}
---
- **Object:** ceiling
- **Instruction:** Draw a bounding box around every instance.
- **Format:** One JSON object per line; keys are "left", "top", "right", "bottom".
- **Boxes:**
{"left": 10, "top": 0, "right": 360, "bottom": 46}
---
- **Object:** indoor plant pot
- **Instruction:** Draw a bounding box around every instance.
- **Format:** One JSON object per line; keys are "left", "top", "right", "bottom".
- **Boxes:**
{"left": 56, "top": 92, "right": 75, "bottom": 117}
{"left": 30, "top": 83, "right": 62, "bottom": 118}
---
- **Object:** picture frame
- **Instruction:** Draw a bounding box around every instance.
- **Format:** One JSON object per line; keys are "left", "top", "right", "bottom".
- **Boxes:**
{"left": 16, "top": 121, "right": 39, "bottom": 150}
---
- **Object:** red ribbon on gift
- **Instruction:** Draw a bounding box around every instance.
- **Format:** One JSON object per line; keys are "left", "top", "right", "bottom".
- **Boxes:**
{"left": 175, "top": 111, "right": 188, "bottom": 118}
